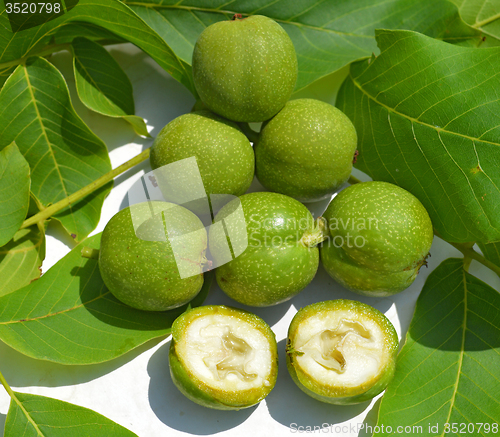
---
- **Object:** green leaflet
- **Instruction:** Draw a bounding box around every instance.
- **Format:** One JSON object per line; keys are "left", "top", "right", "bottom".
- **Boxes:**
{"left": 337, "top": 29, "right": 500, "bottom": 244}
{"left": 0, "top": 225, "right": 46, "bottom": 297}
{"left": 0, "top": 142, "right": 30, "bottom": 247}
{"left": 0, "top": 0, "right": 483, "bottom": 97}
{"left": 0, "top": 233, "right": 212, "bottom": 365}
{"left": 450, "top": 0, "right": 500, "bottom": 45}
{"left": 125, "top": 0, "right": 479, "bottom": 92}
{"left": 5, "top": 391, "right": 137, "bottom": 436}
{"left": 0, "top": 69, "right": 10, "bottom": 88}
{"left": 0, "top": 193, "right": 46, "bottom": 297}
{"left": 72, "top": 37, "right": 150, "bottom": 137}
{"left": 51, "top": 22, "right": 127, "bottom": 45}
{"left": 375, "top": 258, "right": 500, "bottom": 435}
{"left": 0, "top": 56, "right": 112, "bottom": 242}
{"left": 0, "top": 0, "right": 195, "bottom": 95}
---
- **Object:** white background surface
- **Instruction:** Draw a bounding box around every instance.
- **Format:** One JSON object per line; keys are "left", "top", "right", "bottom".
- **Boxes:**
{"left": 1, "top": 43, "right": 499, "bottom": 437}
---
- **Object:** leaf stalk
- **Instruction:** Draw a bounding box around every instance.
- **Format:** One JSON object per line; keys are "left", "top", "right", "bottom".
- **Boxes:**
{"left": 449, "top": 241, "right": 500, "bottom": 276}
{"left": 0, "top": 40, "right": 124, "bottom": 72}
{"left": 0, "top": 369, "right": 15, "bottom": 399}
{"left": 21, "top": 148, "right": 151, "bottom": 229}
{"left": 0, "top": 43, "right": 72, "bottom": 70}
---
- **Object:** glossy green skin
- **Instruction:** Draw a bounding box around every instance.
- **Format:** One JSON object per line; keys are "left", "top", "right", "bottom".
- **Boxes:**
{"left": 286, "top": 300, "right": 398, "bottom": 405}
{"left": 169, "top": 305, "right": 279, "bottom": 410}
{"left": 99, "top": 202, "right": 206, "bottom": 311}
{"left": 320, "top": 181, "right": 434, "bottom": 296}
{"left": 192, "top": 15, "right": 298, "bottom": 122}
{"left": 210, "top": 192, "right": 320, "bottom": 307}
{"left": 255, "top": 99, "right": 358, "bottom": 202}
{"left": 150, "top": 110, "right": 254, "bottom": 198}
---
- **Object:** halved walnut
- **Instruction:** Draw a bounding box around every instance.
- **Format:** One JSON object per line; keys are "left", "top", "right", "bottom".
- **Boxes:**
{"left": 170, "top": 306, "right": 278, "bottom": 410}
{"left": 286, "top": 300, "right": 399, "bottom": 404}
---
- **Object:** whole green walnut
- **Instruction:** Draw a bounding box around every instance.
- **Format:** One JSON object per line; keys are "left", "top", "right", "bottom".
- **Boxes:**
{"left": 286, "top": 300, "right": 398, "bottom": 405}
{"left": 192, "top": 15, "right": 298, "bottom": 122}
{"left": 150, "top": 110, "right": 254, "bottom": 199}
{"left": 169, "top": 305, "right": 278, "bottom": 410}
{"left": 255, "top": 99, "right": 358, "bottom": 202}
{"left": 320, "top": 181, "right": 433, "bottom": 296}
{"left": 209, "top": 192, "right": 324, "bottom": 307}
{"left": 99, "top": 201, "right": 207, "bottom": 311}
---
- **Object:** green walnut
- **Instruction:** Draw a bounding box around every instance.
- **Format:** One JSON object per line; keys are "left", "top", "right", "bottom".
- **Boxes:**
{"left": 169, "top": 305, "right": 278, "bottom": 410}
{"left": 99, "top": 201, "right": 207, "bottom": 311}
{"left": 255, "top": 99, "right": 358, "bottom": 202}
{"left": 286, "top": 299, "right": 398, "bottom": 405}
{"left": 321, "top": 181, "right": 434, "bottom": 296}
{"left": 150, "top": 110, "right": 254, "bottom": 199}
{"left": 209, "top": 192, "right": 325, "bottom": 307}
{"left": 192, "top": 15, "right": 298, "bottom": 122}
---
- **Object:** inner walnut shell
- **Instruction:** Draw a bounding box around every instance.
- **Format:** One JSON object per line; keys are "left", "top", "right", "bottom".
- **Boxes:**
{"left": 298, "top": 320, "right": 374, "bottom": 373}
{"left": 293, "top": 312, "right": 387, "bottom": 388}
{"left": 180, "top": 315, "right": 274, "bottom": 391}
{"left": 199, "top": 325, "right": 258, "bottom": 382}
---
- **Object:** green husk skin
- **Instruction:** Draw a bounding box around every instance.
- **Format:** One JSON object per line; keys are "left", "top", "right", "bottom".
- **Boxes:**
{"left": 150, "top": 110, "right": 254, "bottom": 198}
{"left": 255, "top": 99, "right": 358, "bottom": 202}
{"left": 286, "top": 355, "right": 396, "bottom": 405}
{"left": 320, "top": 243, "right": 419, "bottom": 296}
{"left": 192, "top": 15, "right": 297, "bottom": 123}
{"left": 210, "top": 192, "right": 321, "bottom": 307}
{"left": 169, "top": 305, "right": 279, "bottom": 410}
{"left": 320, "top": 181, "right": 433, "bottom": 296}
{"left": 169, "top": 345, "right": 237, "bottom": 410}
{"left": 286, "top": 300, "right": 398, "bottom": 405}
{"left": 99, "top": 202, "right": 206, "bottom": 311}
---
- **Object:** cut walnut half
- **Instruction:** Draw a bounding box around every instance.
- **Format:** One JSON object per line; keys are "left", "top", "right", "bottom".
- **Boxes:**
{"left": 286, "top": 300, "right": 398, "bottom": 405}
{"left": 169, "top": 305, "right": 278, "bottom": 410}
